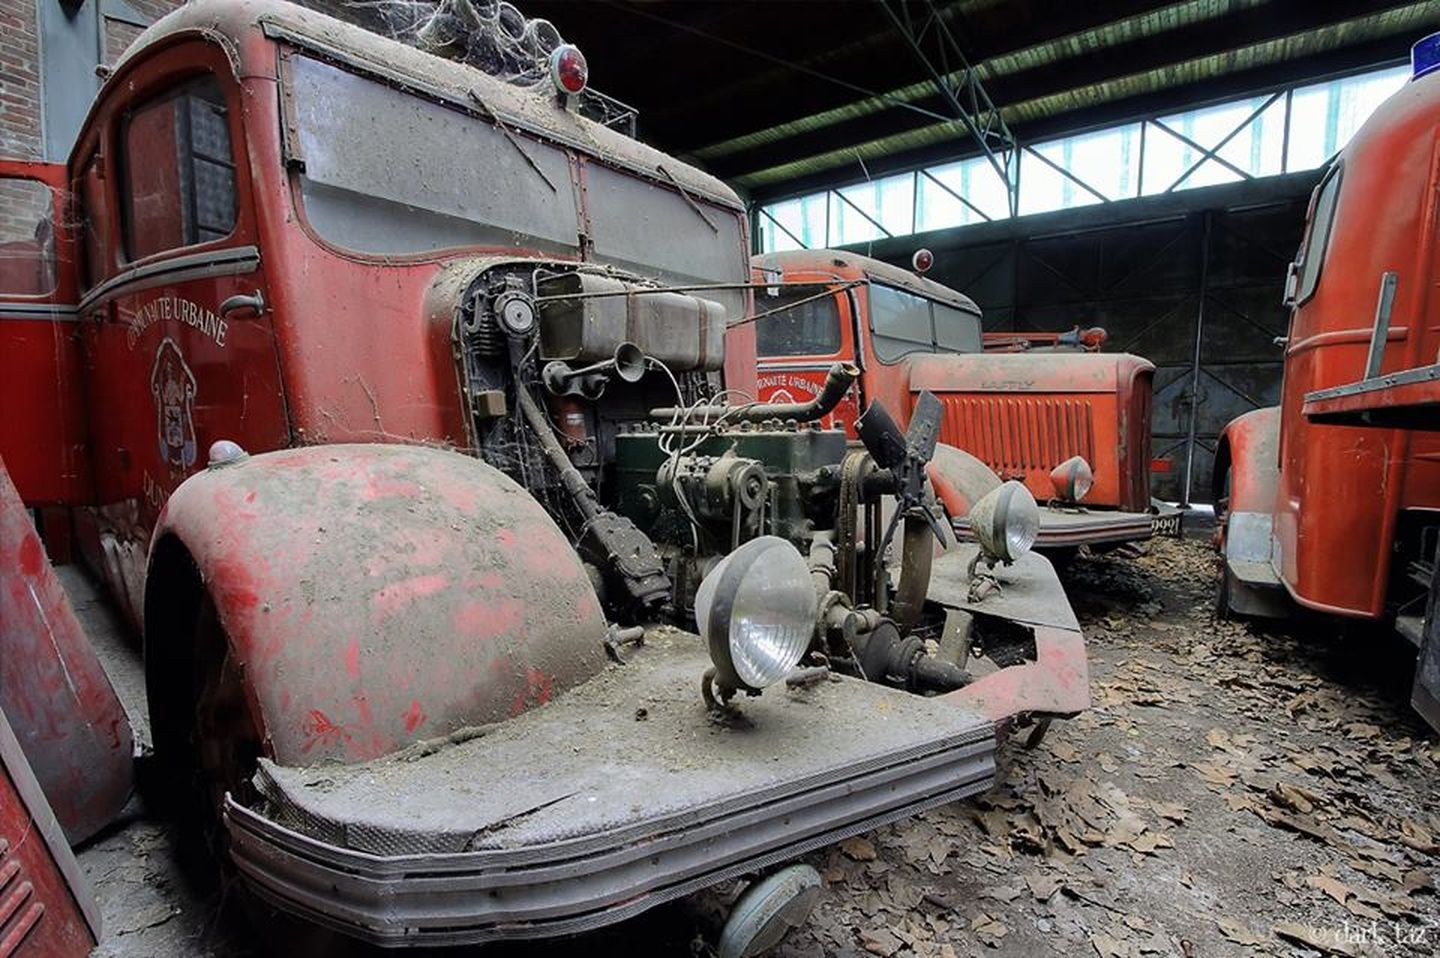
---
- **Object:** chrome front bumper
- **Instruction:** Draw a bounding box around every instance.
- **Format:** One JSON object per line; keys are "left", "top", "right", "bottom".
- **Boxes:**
{"left": 224, "top": 634, "right": 996, "bottom": 947}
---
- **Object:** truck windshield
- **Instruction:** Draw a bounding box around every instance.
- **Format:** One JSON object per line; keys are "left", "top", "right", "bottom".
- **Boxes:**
{"left": 755, "top": 285, "right": 843, "bottom": 357}
{"left": 287, "top": 53, "right": 746, "bottom": 317}
{"left": 868, "top": 283, "right": 982, "bottom": 362}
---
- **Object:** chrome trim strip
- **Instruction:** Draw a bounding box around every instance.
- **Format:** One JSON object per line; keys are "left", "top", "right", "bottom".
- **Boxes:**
{"left": 78, "top": 246, "right": 260, "bottom": 313}
{"left": 0, "top": 302, "right": 79, "bottom": 321}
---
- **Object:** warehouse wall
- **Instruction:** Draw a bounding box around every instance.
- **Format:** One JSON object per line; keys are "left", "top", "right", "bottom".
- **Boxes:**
{"left": 851, "top": 172, "right": 1320, "bottom": 504}
{"left": 0, "top": 0, "right": 43, "bottom": 159}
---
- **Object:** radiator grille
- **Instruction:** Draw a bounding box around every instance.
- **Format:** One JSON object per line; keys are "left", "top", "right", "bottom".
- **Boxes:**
{"left": 0, "top": 838, "right": 44, "bottom": 957}
{"left": 938, "top": 395, "right": 1096, "bottom": 479}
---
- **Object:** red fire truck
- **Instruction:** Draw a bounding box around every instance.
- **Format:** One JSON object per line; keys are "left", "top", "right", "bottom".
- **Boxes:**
{"left": 750, "top": 250, "right": 1177, "bottom": 554}
{"left": 1214, "top": 33, "right": 1440, "bottom": 731}
{"left": 0, "top": 0, "right": 1089, "bottom": 949}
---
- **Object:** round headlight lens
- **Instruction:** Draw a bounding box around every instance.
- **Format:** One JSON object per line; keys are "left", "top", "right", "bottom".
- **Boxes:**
{"left": 1050, "top": 455, "right": 1094, "bottom": 503}
{"left": 695, "top": 536, "right": 814, "bottom": 692}
{"left": 968, "top": 480, "right": 1041, "bottom": 563}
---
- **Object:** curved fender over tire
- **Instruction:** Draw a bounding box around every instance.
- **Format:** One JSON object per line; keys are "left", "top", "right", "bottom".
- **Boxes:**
{"left": 926, "top": 442, "right": 1001, "bottom": 518}
{"left": 1214, "top": 406, "right": 1280, "bottom": 515}
{"left": 148, "top": 444, "right": 608, "bottom": 766}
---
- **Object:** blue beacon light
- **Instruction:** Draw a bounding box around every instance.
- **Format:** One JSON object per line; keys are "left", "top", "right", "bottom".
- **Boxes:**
{"left": 1414, "top": 32, "right": 1440, "bottom": 80}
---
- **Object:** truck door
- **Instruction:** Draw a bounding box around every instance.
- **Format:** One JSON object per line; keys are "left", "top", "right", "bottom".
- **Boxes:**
{"left": 753, "top": 283, "right": 863, "bottom": 431}
{"left": 0, "top": 162, "right": 89, "bottom": 505}
{"left": 75, "top": 61, "right": 290, "bottom": 624}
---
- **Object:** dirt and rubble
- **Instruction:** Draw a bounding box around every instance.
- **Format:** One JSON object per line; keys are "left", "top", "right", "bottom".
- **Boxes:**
{"left": 77, "top": 525, "right": 1439, "bottom": 957}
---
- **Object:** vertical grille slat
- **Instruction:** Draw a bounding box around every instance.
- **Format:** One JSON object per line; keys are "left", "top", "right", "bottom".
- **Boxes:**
{"left": 937, "top": 394, "right": 1097, "bottom": 484}
{"left": 0, "top": 823, "right": 45, "bottom": 956}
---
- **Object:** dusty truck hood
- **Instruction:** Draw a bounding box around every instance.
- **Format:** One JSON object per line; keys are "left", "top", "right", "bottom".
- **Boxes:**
{"left": 227, "top": 630, "right": 995, "bottom": 944}
{"left": 907, "top": 351, "right": 1153, "bottom": 393}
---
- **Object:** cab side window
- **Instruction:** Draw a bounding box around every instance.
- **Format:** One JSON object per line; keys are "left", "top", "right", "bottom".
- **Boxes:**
{"left": 1294, "top": 164, "right": 1341, "bottom": 306}
{"left": 0, "top": 178, "right": 56, "bottom": 295}
{"left": 756, "top": 287, "right": 843, "bottom": 357}
{"left": 122, "top": 76, "right": 237, "bottom": 260}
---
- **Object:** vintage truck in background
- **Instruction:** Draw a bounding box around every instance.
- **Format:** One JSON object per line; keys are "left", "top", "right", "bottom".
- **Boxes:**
{"left": 1213, "top": 33, "right": 1440, "bottom": 732}
{"left": 749, "top": 250, "right": 1177, "bottom": 554}
{"left": 0, "top": 0, "right": 1089, "bottom": 950}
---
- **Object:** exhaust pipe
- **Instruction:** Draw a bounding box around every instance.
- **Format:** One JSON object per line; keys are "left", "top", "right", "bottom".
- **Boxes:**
{"left": 650, "top": 361, "right": 858, "bottom": 423}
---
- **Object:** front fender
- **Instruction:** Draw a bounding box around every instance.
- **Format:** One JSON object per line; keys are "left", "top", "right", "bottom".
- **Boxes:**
{"left": 1214, "top": 406, "right": 1280, "bottom": 514}
{"left": 926, "top": 442, "right": 1001, "bottom": 517}
{"left": 148, "top": 443, "right": 607, "bottom": 766}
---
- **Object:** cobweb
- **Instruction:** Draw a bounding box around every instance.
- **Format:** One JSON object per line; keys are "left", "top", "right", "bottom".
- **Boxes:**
{"left": 349, "top": 0, "right": 567, "bottom": 87}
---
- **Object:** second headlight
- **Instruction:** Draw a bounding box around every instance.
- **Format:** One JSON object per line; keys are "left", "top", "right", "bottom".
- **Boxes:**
{"left": 968, "top": 480, "right": 1041, "bottom": 564}
{"left": 695, "top": 536, "right": 815, "bottom": 693}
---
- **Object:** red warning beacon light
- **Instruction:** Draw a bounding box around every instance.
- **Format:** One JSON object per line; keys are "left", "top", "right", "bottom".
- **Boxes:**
{"left": 550, "top": 44, "right": 588, "bottom": 96}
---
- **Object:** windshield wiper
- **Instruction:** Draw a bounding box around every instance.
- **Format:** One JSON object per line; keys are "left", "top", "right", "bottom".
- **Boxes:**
{"left": 468, "top": 89, "right": 557, "bottom": 194}
{"left": 657, "top": 164, "right": 718, "bottom": 234}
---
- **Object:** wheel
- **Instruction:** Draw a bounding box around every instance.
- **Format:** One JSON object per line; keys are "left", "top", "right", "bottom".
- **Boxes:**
{"left": 191, "top": 595, "right": 263, "bottom": 848}
{"left": 718, "top": 864, "right": 823, "bottom": 958}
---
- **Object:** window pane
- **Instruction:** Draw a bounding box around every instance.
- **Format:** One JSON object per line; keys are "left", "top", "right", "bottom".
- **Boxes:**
{"left": 761, "top": 195, "right": 825, "bottom": 252}
{"left": 933, "top": 302, "right": 982, "bottom": 353}
{"left": 292, "top": 54, "right": 577, "bottom": 257}
{"left": 829, "top": 191, "right": 886, "bottom": 246}
{"left": 1287, "top": 66, "right": 1409, "bottom": 172}
{"left": 123, "top": 76, "right": 237, "bottom": 260}
{"left": 1296, "top": 165, "right": 1341, "bottom": 304}
{"left": 1020, "top": 147, "right": 1103, "bottom": 216}
{"left": 1027, "top": 124, "right": 1141, "bottom": 207}
{"left": 755, "top": 286, "right": 843, "bottom": 357}
{"left": 869, "top": 283, "right": 932, "bottom": 363}
{"left": 835, "top": 173, "right": 913, "bottom": 240}
{"left": 1215, "top": 95, "right": 1286, "bottom": 179}
{"left": 0, "top": 179, "right": 56, "bottom": 295}
{"left": 920, "top": 156, "right": 1010, "bottom": 228}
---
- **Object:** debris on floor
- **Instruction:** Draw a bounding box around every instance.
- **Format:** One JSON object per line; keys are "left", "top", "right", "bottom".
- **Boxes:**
{"left": 77, "top": 533, "right": 1438, "bottom": 956}
{"left": 774, "top": 534, "right": 1438, "bottom": 958}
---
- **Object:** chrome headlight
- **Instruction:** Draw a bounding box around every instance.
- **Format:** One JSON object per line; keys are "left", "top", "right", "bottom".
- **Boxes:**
{"left": 1050, "top": 455, "right": 1094, "bottom": 503}
{"left": 968, "top": 481, "right": 1040, "bottom": 564}
{"left": 695, "top": 536, "right": 814, "bottom": 693}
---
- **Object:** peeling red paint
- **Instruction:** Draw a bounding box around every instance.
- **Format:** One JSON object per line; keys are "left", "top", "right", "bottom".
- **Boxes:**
{"left": 343, "top": 637, "right": 361, "bottom": 680}
{"left": 372, "top": 574, "right": 447, "bottom": 615}
{"left": 403, "top": 699, "right": 426, "bottom": 733}
{"left": 17, "top": 533, "right": 43, "bottom": 577}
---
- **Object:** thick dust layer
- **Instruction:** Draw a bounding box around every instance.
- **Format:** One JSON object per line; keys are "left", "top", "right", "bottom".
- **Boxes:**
{"left": 80, "top": 527, "right": 1439, "bottom": 957}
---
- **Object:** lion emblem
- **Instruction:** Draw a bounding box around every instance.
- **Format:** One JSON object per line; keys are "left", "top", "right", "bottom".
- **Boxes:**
{"left": 150, "top": 337, "right": 197, "bottom": 471}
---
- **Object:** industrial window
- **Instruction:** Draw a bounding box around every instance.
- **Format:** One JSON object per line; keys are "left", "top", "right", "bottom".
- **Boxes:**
{"left": 869, "top": 284, "right": 982, "bottom": 363}
{"left": 1295, "top": 165, "right": 1342, "bottom": 306}
{"left": 755, "top": 287, "right": 843, "bottom": 357}
{"left": 121, "top": 76, "right": 237, "bottom": 261}
{"left": 0, "top": 178, "right": 55, "bottom": 295}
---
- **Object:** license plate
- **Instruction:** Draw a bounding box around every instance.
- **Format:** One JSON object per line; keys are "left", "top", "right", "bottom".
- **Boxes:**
{"left": 1151, "top": 512, "right": 1183, "bottom": 538}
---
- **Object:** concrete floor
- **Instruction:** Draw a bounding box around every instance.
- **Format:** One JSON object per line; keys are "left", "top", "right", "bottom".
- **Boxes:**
{"left": 71, "top": 529, "right": 1439, "bottom": 957}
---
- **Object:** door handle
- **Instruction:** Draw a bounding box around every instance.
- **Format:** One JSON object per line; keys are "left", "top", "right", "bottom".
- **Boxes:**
{"left": 219, "top": 290, "right": 265, "bottom": 318}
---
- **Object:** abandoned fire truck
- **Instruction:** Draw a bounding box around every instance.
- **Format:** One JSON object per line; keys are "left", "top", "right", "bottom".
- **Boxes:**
{"left": 0, "top": 0, "right": 1089, "bottom": 949}
{"left": 1213, "top": 34, "right": 1440, "bottom": 732}
{"left": 749, "top": 249, "right": 1177, "bottom": 553}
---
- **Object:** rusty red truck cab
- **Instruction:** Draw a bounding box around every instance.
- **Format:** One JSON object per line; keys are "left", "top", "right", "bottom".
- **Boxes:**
{"left": 1215, "top": 36, "right": 1440, "bottom": 728}
{"left": 749, "top": 250, "right": 1170, "bottom": 552}
{"left": 0, "top": 0, "right": 1090, "bottom": 947}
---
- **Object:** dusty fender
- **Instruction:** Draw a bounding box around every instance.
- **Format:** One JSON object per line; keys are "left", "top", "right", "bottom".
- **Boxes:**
{"left": 146, "top": 443, "right": 608, "bottom": 767}
{"left": 0, "top": 458, "right": 133, "bottom": 845}
{"left": 1213, "top": 407, "right": 1286, "bottom": 616}
{"left": 926, "top": 442, "right": 1001, "bottom": 517}
{"left": 1214, "top": 406, "right": 1280, "bottom": 515}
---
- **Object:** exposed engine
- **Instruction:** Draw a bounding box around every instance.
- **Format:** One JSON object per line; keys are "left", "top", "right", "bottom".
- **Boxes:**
{"left": 452, "top": 262, "right": 1025, "bottom": 698}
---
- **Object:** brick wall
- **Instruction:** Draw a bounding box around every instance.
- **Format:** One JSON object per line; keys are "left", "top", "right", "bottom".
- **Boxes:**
{"left": 0, "top": 0, "right": 189, "bottom": 162}
{"left": 0, "top": 0, "right": 42, "bottom": 160}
